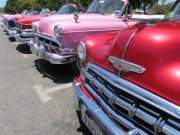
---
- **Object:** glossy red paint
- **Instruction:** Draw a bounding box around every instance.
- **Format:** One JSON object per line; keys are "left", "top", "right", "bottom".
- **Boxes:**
{"left": 81, "top": 32, "right": 119, "bottom": 67}
{"left": 87, "top": 20, "right": 180, "bottom": 106}
{"left": 15, "top": 16, "right": 44, "bottom": 30}
{"left": 93, "top": 25, "right": 138, "bottom": 73}
{"left": 122, "top": 20, "right": 180, "bottom": 106}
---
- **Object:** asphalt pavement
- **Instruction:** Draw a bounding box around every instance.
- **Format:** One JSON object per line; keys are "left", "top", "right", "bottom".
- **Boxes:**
{"left": 0, "top": 17, "right": 91, "bottom": 135}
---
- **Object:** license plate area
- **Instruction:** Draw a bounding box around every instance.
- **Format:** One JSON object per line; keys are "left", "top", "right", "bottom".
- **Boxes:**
{"left": 80, "top": 102, "right": 103, "bottom": 135}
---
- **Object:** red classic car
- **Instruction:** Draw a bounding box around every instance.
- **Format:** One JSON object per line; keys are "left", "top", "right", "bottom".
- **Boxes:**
{"left": 73, "top": 0, "right": 180, "bottom": 135}
{"left": 6, "top": 8, "right": 50, "bottom": 38}
{"left": 13, "top": 3, "right": 78, "bottom": 43}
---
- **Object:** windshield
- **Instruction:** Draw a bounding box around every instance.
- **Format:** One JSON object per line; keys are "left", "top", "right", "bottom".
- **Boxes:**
{"left": 21, "top": 10, "right": 27, "bottom": 15}
{"left": 29, "top": 11, "right": 37, "bottom": 15}
{"left": 56, "top": 5, "right": 77, "bottom": 14}
{"left": 86, "top": 0, "right": 125, "bottom": 16}
{"left": 57, "top": 6, "right": 67, "bottom": 14}
{"left": 39, "top": 9, "right": 49, "bottom": 15}
{"left": 164, "top": 0, "right": 178, "bottom": 19}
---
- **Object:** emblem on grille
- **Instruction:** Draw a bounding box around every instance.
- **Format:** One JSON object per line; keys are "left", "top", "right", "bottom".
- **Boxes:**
{"left": 39, "top": 26, "right": 43, "bottom": 32}
{"left": 108, "top": 56, "right": 145, "bottom": 74}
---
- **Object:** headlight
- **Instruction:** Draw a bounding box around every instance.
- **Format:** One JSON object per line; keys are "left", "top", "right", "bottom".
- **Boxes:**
{"left": 54, "top": 25, "right": 63, "bottom": 38}
{"left": 32, "top": 23, "right": 37, "bottom": 32}
{"left": 77, "top": 41, "right": 86, "bottom": 61}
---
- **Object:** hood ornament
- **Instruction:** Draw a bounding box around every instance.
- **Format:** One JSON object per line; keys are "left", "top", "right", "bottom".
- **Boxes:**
{"left": 109, "top": 56, "right": 145, "bottom": 75}
{"left": 39, "top": 26, "right": 43, "bottom": 32}
{"left": 74, "top": 12, "right": 79, "bottom": 23}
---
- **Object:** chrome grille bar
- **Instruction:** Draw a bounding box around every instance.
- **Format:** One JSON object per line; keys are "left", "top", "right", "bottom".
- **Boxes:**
{"left": 81, "top": 63, "right": 180, "bottom": 134}
{"left": 36, "top": 33, "right": 62, "bottom": 48}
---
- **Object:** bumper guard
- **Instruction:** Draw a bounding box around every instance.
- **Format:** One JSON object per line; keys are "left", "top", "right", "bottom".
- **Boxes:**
{"left": 1, "top": 22, "right": 7, "bottom": 31}
{"left": 73, "top": 79, "right": 128, "bottom": 135}
{"left": 14, "top": 33, "right": 35, "bottom": 43}
{"left": 6, "top": 27, "right": 17, "bottom": 36}
{"left": 28, "top": 40, "right": 76, "bottom": 64}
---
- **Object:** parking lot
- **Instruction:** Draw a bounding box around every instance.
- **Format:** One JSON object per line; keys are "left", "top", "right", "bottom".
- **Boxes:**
{"left": 0, "top": 18, "right": 91, "bottom": 135}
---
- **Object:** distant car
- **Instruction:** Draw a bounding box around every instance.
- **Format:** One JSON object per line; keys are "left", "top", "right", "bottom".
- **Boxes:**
{"left": 4, "top": 11, "right": 39, "bottom": 34}
{"left": 73, "top": 0, "right": 179, "bottom": 135}
{"left": 28, "top": 0, "right": 164, "bottom": 73}
{"left": 5, "top": 8, "right": 49, "bottom": 38}
{"left": 1, "top": 10, "right": 28, "bottom": 30}
{"left": 13, "top": 4, "right": 78, "bottom": 43}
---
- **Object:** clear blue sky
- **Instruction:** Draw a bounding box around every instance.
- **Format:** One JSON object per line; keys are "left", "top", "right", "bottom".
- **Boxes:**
{"left": 0, "top": 0, "right": 176, "bottom": 8}
{"left": 0, "top": 0, "right": 6, "bottom": 8}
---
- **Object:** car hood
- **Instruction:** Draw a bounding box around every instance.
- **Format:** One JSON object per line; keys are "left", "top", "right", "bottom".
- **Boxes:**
{"left": 18, "top": 16, "right": 44, "bottom": 24}
{"left": 38, "top": 14, "right": 121, "bottom": 36}
{"left": 94, "top": 20, "right": 180, "bottom": 106}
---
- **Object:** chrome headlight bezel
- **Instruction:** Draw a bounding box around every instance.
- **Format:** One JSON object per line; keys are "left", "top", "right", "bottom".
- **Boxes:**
{"left": 54, "top": 25, "right": 63, "bottom": 38}
{"left": 77, "top": 41, "right": 86, "bottom": 61}
{"left": 32, "top": 23, "right": 37, "bottom": 32}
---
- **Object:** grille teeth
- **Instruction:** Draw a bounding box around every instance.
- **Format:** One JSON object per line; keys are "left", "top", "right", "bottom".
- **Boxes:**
{"left": 81, "top": 63, "right": 180, "bottom": 135}
{"left": 35, "top": 34, "right": 62, "bottom": 48}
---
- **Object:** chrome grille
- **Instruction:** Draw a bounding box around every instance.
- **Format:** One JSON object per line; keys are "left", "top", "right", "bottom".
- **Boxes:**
{"left": 81, "top": 63, "right": 180, "bottom": 135}
{"left": 35, "top": 33, "right": 62, "bottom": 48}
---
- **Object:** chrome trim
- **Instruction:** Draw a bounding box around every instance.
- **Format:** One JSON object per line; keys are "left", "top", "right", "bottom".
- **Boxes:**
{"left": 6, "top": 28, "right": 17, "bottom": 37}
{"left": 122, "top": 29, "right": 140, "bottom": 59}
{"left": 39, "top": 26, "right": 43, "bottom": 33}
{"left": 79, "top": 63, "right": 180, "bottom": 134}
{"left": 36, "top": 33, "right": 62, "bottom": 48}
{"left": 28, "top": 41, "right": 76, "bottom": 64}
{"left": 14, "top": 34, "right": 34, "bottom": 43}
{"left": 85, "top": 63, "right": 180, "bottom": 120}
{"left": 54, "top": 25, "right": 63, "bottom": 38}
{"left": 43, "top": 51, "right": 76, "bottom": 64}
{"left": 73, "top": 80, "right": 127, "bottom": 135}
{"left": 20, "top": 29, "right": 33, "bottom": 32}
{"left": 20, "top": 31, "right": 35, "bottom": 38}
{"left": 109, "top": 56, "right": 145, "bottom": 74}
{"left": 1, "top": 22, "right": 7, "bottom": 29}
{"left": 162, "top": 124, "right": 180, "bottom": 135}
{"left": 77, "top": 41, "right": 87, "bottom": 61}
{"left": 74, "top": 12, "right": 79, "bottom": 23}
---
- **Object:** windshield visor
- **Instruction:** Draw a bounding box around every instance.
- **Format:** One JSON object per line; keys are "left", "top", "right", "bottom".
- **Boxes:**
{"left": 39, "top": 9, "right": 49, "bottom": 15}
{"left": 86, "top": 0, "right": 125, "bottom": 16}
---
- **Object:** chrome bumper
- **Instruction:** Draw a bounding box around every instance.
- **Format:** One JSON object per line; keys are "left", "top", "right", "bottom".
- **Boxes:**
{"left": 14, "top": 33, "right": 34, "bottom": 43}
{"left": 73, "top": 80, "right": 128, "bottom": 135}
{"left": 6, "top": 27, "right": 17, "bottom": 36}
{"left": 1, "top": 22, "right": 7, "bottom": 30}
{"left": 28, "top": 40, "right": 76, "bottom": 64}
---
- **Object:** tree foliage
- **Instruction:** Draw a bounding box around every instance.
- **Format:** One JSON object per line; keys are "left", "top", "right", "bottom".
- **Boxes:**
{"left": 3, "top": 0, "right": 173, "bottom": 14}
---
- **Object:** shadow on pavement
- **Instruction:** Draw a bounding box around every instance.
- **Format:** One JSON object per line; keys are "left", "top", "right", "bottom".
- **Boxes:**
{"left": 76, "top": 111, "right": 92, "bottom": 135}
{"left": 8, "top": 36, "right": 16, "bottom": 42}
{"left": 34, "top": 59, "right": 77, "bottom": 84}
{"left": 16, "top": 43, "right": 32, "bottom": 54}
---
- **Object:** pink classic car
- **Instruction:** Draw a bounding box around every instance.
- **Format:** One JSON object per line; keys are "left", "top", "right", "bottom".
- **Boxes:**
{"left": 13, "top": 4, "right": 78, "bottom": 43}
{"left": 28, "top": 0, "right": 163, "bottom": 73}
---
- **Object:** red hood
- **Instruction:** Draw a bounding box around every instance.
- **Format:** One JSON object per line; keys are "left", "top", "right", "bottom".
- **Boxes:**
{"left": 17, "top": 16, "right": 43, "bottom": 24}
{"left": 93, "top": 20, "right": 180, "bottom": 106}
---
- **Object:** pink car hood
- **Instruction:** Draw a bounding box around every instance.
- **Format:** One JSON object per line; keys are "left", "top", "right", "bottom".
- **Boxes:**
{"left": 39, "top": 14, "right": 123, "bottom": 36}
